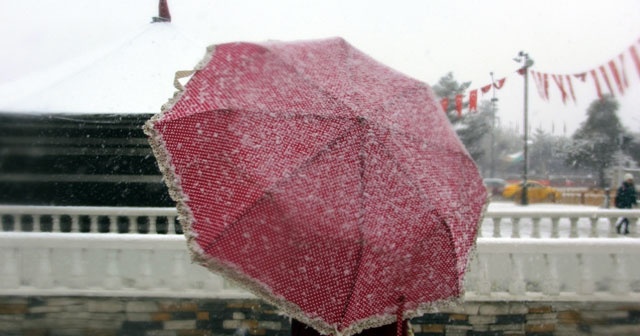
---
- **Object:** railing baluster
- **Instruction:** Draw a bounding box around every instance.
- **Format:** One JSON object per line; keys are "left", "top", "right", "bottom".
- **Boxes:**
{"left": 551, "top": 217, "right": 560, "bottom": 238}
{"left": 531, "top": 217, "right": 541, "bottom": 238}
{"left": 569, "top": 217, "right": 579, "bottom": 238}
{"left": 170, "top": 216, "right": 178, "bottom": 234}
{"left": 16, "top": 214, "right": 23, "bottom": 232}
{"left": 588, "top": 217, "right": 597, "bottom": 238}
{"left": 90, "top": 215, "right": 98, "bottom": 233}
{"left": 108, "top": 215, "right": 117, "bottom": 233}
{"left": 492, "top": 217, "right": 501, "bottom": 238}
{"left": 608, "top": 216, "right": 618, "bottom": 237}
{"left": 34, "top": 215, "right": 41, "bottom": 232}
{"left": 149, "top": 216, "right": 157, "bottom": 234}
{"left": 52, "top": 215, "right": 61, "bottom": 232}
{"left": 511, "top": 218, "right": 522, "bottom": 238}
{"left": 71, "top": 215, "right": 80, "bottom": 233}
{"left": 128, "top": 216, "right": 137, "bottom": 234}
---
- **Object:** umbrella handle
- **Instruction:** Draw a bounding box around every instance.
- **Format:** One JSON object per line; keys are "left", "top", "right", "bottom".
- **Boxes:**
{"left": 396, "top": 295, "right": 405, "bottom": 336}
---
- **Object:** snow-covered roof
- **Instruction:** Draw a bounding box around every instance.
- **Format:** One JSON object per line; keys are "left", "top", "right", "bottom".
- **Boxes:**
{"left": 0, "top": 22, "right": 206, "bottom": 114}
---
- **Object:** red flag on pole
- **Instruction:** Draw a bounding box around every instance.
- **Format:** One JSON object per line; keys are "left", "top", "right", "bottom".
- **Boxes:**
{"left": 455, "top": 94, "right": 463, "bottom": 117}
{"left": 532, "top": 71, "right": 547, "bottom": 100}
{"left": 599, "top": 65, "right": 615, "bottom": 96}
{"left": 493, "top": 78, "right": 506, "bottom": 89}
{"left": 552, "top": 75, "right": 568, "bottom": 104}
{"left": 440, "top": 98, "right": 449, "bottom": 112}
{"left": 590, "top": 70, "right": 603, "bottom": 99}
{"left": 619, "top": 53, "right": 630, "bottom": 88}
{"left": 629, "top": 45, "right": 640, "bottom": 78}
{"left": 480, "top": 84, "right": 492, "bottom": 95}
{"left": 469, "top": 90, "right": 478, "bottom": 112}
{"left": 608, "top": 59, "right": 625, "bottom": 95}
{"left": 565, "top": 75, "right": 576, "bottom": 103}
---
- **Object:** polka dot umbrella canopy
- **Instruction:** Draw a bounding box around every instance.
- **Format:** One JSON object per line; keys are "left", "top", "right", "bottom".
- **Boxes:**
{"left": 145, "top": 37, "right": 487, "bottom": 336}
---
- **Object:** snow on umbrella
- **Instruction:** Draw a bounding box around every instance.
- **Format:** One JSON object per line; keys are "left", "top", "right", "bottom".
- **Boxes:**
{"left": 145, "top": 37, "right": 487, "bottom": 336}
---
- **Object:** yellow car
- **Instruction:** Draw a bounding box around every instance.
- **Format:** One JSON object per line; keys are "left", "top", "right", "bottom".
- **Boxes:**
{"left": 502, "top": 180, "right": 562, "bottom": 203}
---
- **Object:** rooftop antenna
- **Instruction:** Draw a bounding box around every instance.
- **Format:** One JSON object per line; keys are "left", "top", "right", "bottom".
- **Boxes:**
{"left": 152, "top": 0, "right": 172, "bottom": 23}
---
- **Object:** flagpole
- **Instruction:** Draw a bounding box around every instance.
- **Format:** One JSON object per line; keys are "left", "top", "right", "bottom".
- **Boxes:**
{"left": 515, "top": 51, "right": 534, "bottom": 205}
{"left": 489, "top": 72, "right": 498, "bottom": 178}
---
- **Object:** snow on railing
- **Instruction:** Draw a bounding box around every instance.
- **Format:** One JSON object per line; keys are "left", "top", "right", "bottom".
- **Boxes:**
{"left": 1, "top": 205, "right": 638, "bottom": 238}
{"left": 1, "top": 233, "right": 638, "bottom": 301}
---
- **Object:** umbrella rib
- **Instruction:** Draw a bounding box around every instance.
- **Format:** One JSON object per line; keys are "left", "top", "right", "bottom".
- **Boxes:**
{"left": 376, "top": 134, "right": 463, "bottom": 292}
{"left": 338, "top": 123, "right": 367, "bottom": 325}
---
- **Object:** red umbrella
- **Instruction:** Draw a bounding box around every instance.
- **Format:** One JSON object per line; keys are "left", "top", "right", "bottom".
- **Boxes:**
{"left": 145, "top": 38, "right": 486, "bottom": 336}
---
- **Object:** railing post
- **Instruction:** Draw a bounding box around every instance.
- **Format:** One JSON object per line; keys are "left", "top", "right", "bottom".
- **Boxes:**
{"left": 0, "top": 247, "right": 20, "bottom": 289}
{"left": 577, "top": 253, "right": 594, "bottom": 295}
{"left": 475, "top": 254, "right": 491, "bottom": 296}
{"left": 68, "top": 249, "right": 86, "bottom": 288}
{"left": 103, "top": 250, "right": 122, "bottom": 289}
{"left": 137, "top": 250, "right": 154, "bottom": 289}
{"left": 171, "top": 252, "right": 187, "bottom": 290}
{"left": 34, "top": 248, "right": 54, "bottom": 289}
{"left": 542, "top": 254, "right": 560, "bottom": 296}
{"left": 508, "top": 253, "right": 526, "bottom": 295}
{"left": 610, "top": 254, "right": 629, "bottom": 295}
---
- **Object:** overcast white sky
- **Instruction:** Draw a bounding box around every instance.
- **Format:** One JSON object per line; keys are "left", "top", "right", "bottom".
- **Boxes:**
{"left": 1, "top": 0, "right": 639, "bottom": 135}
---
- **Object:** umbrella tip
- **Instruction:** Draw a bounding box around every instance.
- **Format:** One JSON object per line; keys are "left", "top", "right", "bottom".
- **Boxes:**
{"left": 152, "top": 0, "right": 172, "bottom": 23}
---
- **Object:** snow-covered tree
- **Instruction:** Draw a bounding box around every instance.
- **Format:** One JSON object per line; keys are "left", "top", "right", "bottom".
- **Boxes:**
{"left": 566, "top": 96, "right": 623, "bottom": 187}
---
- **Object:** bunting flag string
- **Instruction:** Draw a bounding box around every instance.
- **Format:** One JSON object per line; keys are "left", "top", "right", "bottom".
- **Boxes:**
{"left": 441, "top": 37, "right": 639, "bottom": 117}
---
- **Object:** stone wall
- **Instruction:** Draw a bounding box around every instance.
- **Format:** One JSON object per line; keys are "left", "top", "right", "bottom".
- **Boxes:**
{"left": 0, "top": 297, "right": 639, "bottom": 336}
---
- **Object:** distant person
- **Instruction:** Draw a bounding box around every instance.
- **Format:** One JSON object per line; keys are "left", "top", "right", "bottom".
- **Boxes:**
{"left": 614, "top": 173, "right": 637, "bottom": 235}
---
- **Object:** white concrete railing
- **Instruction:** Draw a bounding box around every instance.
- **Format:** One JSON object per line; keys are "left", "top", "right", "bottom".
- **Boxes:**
{"left": 1, "top": 205, "right": 638, "bottom": 238}
{"left": 1, "top": 232, "right": 639, "bottom": 302}
{"left": 0, "top": 206, "right": 182, "bottom": 234}
{"left": 480, "top": 208, "right": 638, "bottom": 238}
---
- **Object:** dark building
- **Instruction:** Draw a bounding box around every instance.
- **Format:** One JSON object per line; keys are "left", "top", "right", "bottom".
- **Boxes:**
{"left": 0, "top": 112, "right": 173, "bottom": 206}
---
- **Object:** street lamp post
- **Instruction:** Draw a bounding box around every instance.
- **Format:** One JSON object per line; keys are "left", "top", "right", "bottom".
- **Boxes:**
{"left": 514, "top": 51, "right": 534, "bottom": 205}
